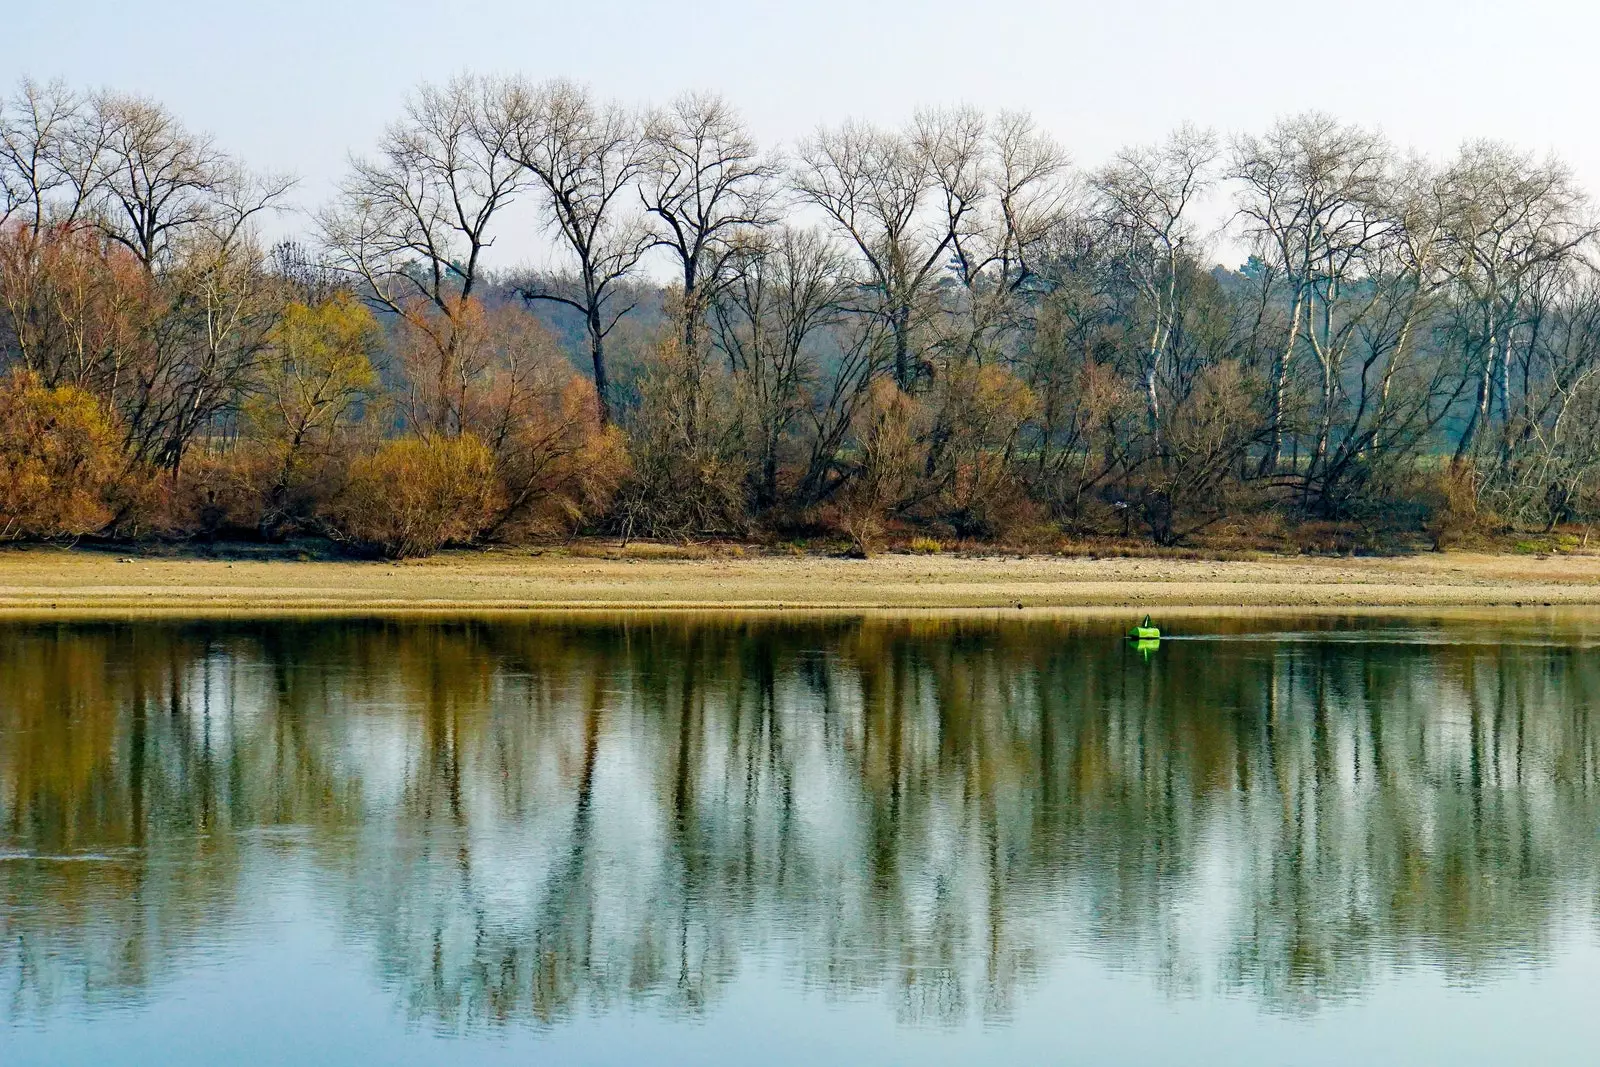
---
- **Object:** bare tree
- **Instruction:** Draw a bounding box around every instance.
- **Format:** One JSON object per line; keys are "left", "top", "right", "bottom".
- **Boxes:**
{"left": 642, "top": 91, "right": 779, "bottom": 354}
{"left": 712, "top": 226, "right": 859, "bottom": 508}
{"left": 93, "top": 91, "right": 289, "bottom": 271}
{"left": 0, "top": 216, "right": 154, "bottom": 394}
{"left": 975, "top": 112, "right": 1074, "bottom": 290}
{"left": 497, "top": 78, "right": 650, "bottom": 427}
{"left": 1232, "top": 113, "right": 1396, "bottom": 482}
{"left": 1023, "top": 266, "right": 1140, "bottom": 525}
{"left": 1477, "top": 265, "right": 1600, "bottom": 526}
{"left": 0, "top": 84, "right": 292, "bottom": 476}
{"left": 0, "top": 78, "right": 107, "bottom": 232}
{"left": 1093, "top": 124, "right": 1218, "bottom": 455}
{"left": 1439, "top": 142, "right": 1592, "bottom": 465}
{"left": 127, "top": 227, "right": 280, "bottom": 471}
{"left": 927, "top": 111, "right": 1077, "bottom": 373}
{"left": 794, "top": 109, "right": 987, "bottom": 390}
{"left": 320, "top": 76, "right": 524, "bottom": 434}
{"left": 1304, "top": 160, "right": 1459, "bottom": 515}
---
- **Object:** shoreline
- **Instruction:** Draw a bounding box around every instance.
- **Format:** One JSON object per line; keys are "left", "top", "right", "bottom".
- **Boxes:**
{"left": 3, "top": 546, "right": 1600, "bottom": 616}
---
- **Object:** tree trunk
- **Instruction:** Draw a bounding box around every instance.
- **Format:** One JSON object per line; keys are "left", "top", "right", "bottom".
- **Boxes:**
{"left": 1310, "top": 362, "right": 1334, "bottom": 513}
{"left": 587, "top": 306, "right": 611, "bottom": 427}
{"left": 1143, "top": 360, "right": 1161, "bottom": 458}
{"left": 1454, "top": 330, "right": 1495, "bottom": 466}
{"left": 682, "top": 263, "right": 702, "bottom": 448}
{"left": 1262, "top": 288, "right": 1304, "bottom": 476}
{"left": 893, "top": 304, "right": 911, "bottom": 390}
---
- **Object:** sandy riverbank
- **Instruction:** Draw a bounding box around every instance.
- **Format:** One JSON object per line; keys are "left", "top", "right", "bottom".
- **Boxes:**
{"left": 1, "top": 546, "right": 1599, "bottom": 615}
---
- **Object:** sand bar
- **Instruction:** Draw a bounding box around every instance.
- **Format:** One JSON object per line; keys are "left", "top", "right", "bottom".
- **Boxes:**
{"left": 1, "top": 547, "right": 1599, "bottom": 616}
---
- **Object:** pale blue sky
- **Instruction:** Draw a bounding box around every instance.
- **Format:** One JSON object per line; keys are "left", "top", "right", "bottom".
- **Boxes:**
{"left": 10, "top": 0, "right": 1593, "bottom": 267}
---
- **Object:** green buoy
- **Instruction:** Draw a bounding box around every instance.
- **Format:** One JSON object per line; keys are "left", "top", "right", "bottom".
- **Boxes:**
{"left": 1127, "top": 615, "right": 1161, "bottom": 641}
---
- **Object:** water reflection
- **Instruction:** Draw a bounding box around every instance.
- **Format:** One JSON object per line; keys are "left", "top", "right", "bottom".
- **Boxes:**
{"left": 3, "top": 614, "right": 1600, "bottom": 1029}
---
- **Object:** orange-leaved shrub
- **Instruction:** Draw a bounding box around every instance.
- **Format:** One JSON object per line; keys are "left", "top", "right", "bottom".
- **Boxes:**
{"left": 158, "top": 447, "right": 275, "bottom": 538}
{"left": 492, "top": 376, "right": 629, "bottom": 539}
{"left": 330, "top": 434, "right": 505, "bottom": 558}
{"left": 0, "top": 369, "right": 125, "bottom": 540}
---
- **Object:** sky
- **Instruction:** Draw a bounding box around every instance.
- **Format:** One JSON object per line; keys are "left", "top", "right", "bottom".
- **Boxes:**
{"left": 9, "top": 0, "right": 1595, "bottom": 270}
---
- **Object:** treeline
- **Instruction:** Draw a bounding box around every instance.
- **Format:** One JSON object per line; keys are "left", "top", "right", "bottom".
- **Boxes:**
{"left": 2, "top": 76, "right": 1598, "bottom": 555}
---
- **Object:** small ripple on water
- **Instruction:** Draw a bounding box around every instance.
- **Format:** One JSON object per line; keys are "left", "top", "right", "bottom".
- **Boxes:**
{"left": 1161, "top": 631, "right": 1596, "bottom": 647}
{"left": 0, "top": 849, "right": 139, "bottom": 864}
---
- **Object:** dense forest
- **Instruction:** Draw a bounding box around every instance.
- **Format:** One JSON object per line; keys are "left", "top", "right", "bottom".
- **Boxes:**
{"left": 2, "top": 75, "right": 1597, "bottom": 556}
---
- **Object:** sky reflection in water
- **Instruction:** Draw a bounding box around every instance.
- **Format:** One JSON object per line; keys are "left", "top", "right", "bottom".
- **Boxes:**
{"left": 3, "top": 612, "right": 1600, "bottom": 1065}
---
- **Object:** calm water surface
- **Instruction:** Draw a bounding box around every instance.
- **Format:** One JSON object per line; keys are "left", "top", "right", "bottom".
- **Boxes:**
{"left": 3, "top": 612, "right": 1600, "bottom": 1065}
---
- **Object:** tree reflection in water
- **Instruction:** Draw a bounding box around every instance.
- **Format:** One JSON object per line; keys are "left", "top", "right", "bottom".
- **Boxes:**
{"left": 3, "top": 614, "right": 1600, "bottom": 1028}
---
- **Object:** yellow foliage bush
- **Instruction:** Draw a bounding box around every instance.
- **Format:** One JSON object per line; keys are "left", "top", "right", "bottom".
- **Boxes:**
{"left": 1423, "top": 462, "right": 1486, "bottom": 550}
{"left": 331, "top": 434, "right": 505, "bottom": 558}
{"left": 834, "top": 379, "right": 924, "bottom": 556}
{"left": 0, "top": 370, "right": 125, "bottom": 540}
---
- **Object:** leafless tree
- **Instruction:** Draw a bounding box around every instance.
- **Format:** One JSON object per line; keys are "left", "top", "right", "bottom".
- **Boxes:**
{"left": 0, "top": 85, "right": 293, "bottom": 476}
{"left": 957, "top": 112, "right": 1074, "bottom": 296}
{"left": 1438, "top": 142, "right": 1592, "bottom": 465}
{"left": 932, "top": 111, "right": 1078, "bottom": 391}
{"left": 320, "top": 75, "right": 523, "bottom": 434}
{"left": 1232, "top": 113, "right": 1396, "bottom": 482}
{"left": 794, "top": 109, "right": 987, "bottom": 390}
{"left": 93, "top": 91, "right": 290, "bottom": 271}
{"left": 138, "top": 229, "right": 279, "bottom": 470}
{"left": 1093, "top": 124, "right": 1218, "bottom": 454}
{"left": 1477, "top": 266, "right": 1600, "bottom": 525}
{"left": 639, "top": 93, "right": 780, "bottom": 448}
{"left": 0, "top": 78, "right": 107, "bottom": 232}
{"left": 642, "top": 92, "right": 779, "bottom": 353}
{"left": 496, "top": 78, "right": 650, "bottom": 426}
{"left": 712, "top": 226, "right": 859, "bottom": 508}
{"left": 1306, "top": 160, "right": 1460, "bottom": 515}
